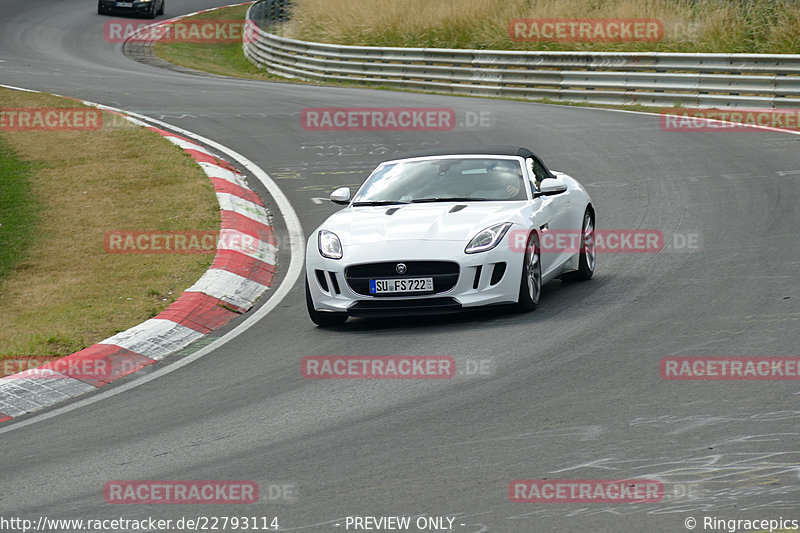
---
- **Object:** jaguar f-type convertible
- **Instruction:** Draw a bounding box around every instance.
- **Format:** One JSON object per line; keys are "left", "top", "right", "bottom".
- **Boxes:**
{"left": 305, "top": 146, "right": 595, "bottom": 326}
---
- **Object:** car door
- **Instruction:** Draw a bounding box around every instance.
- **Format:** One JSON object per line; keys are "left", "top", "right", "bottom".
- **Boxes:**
{"left": 527, "top": 157, "right": 575, "bottom": 276}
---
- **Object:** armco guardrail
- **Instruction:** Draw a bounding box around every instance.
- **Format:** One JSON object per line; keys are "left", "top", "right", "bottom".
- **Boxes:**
{"left": 243, "top": 0, "right": 800, "bottom": 109}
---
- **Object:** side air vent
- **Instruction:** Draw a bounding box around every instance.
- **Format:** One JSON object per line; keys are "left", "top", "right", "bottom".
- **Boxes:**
{"left": 490, "top": 262, "right": 507, "bottom": 285}
{"left": 328, "top": 272, "right": 341, "bottom": 294}
{"left": 472, "top": 265, "right": 482, "bottom": 289}
{"left": 315, "top": 269, "right": 329, "bottom": 292}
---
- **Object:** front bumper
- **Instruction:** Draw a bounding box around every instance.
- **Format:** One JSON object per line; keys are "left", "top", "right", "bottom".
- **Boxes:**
{"left": 99, "top": 0, "right": 155, "bottom": 14}
{"left": 306, "top": 238, "right": 524, "bottom": 316}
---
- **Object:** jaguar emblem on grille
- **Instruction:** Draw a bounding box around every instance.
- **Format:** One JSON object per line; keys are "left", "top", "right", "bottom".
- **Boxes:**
{"left": 396, "top": 263, "right": 407, "bottom": 274}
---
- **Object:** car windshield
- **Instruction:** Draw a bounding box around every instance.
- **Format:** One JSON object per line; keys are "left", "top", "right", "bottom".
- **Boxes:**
{"left": 351, "top": 157, "right": 528, "bottom": 205}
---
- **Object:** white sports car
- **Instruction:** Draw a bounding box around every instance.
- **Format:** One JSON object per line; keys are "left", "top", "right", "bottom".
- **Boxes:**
{"left": 305, "top": 146, "right": 595, "bottom": 326}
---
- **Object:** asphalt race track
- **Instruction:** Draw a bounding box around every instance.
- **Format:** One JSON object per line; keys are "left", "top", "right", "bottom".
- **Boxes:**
{"left": 1, "top": 1, "right": 799, "bottom": 531}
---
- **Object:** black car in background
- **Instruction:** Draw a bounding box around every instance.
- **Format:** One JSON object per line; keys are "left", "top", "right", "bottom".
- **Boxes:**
{"left": 98, "top": 0, "right": 164, "bottom": 18}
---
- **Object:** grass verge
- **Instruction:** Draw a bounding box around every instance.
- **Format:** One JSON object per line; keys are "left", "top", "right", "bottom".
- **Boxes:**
{"left": 284, "top": 0, "right": 800, "bottom": 53}
{"left": 153, "top": 5, "right": 279, "bottom": 80}
{"left": 0, "top": 88, "right": 219, "bottom": 357}
{"left": 0, "top": 137, "right": 40, "bottom": 283}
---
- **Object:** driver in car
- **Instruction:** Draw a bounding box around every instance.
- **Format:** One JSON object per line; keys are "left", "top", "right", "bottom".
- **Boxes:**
{"left": 472, "top": 162, "right": 524, "bottom": 200}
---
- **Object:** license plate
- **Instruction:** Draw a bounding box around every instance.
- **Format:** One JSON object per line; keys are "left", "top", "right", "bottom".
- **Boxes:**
{"left": 369, "top": 278, "right": 433, "bottom": 294}
{"left": 116, "top": 2, "right": 133, "bottom": 6}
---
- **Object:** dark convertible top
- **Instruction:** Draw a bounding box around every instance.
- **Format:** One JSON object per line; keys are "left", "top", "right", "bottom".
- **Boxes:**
{"left": 393, "top": 146, "right": 536, "bottom": 160}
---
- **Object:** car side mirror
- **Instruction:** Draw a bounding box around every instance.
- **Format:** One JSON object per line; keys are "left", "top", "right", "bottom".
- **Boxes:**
{"left": 536, "top": 178, "right": 567, "bottom": 197}
{"left": 330, "top": 187, "right": 351, "bottom": 205}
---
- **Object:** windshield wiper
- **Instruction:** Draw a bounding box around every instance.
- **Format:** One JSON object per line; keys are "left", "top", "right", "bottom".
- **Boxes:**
{"left": 351, "top": 200, "right": 410, "bottom": 206}
{"left": 410, "top": 197, "right": 489, "bottom": 203}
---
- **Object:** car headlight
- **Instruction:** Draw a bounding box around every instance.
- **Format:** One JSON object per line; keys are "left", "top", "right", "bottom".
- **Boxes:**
{"left": 318, "top": 230, "right": 343, "bottom": 259}
{"left": 465, "top": 222, "right": 513, "bottom": 254}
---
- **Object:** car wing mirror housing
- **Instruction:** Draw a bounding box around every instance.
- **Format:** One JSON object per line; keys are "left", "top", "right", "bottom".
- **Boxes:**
{"left": 536, "top": 178, "right": 568, "bottom": 197}
{"left": 330, "top": 187, "right": 351, "bottom": 204}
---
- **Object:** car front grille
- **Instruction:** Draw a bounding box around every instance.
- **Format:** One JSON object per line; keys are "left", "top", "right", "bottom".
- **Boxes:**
{"left": 345, "top": 261, "right": 460, "bottom": 297}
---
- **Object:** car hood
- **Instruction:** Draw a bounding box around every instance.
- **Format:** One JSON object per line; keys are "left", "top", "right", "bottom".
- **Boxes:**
{"left": 322, "top": 202, "right": 524, "bottom": 245}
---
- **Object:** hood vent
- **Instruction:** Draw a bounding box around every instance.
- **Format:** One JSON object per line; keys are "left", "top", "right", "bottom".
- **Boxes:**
{"left": 385, "top": 207, "right": 402, "bottom": 215}
{"left": 449, "top": 204, "right": 467, "bottom": 213}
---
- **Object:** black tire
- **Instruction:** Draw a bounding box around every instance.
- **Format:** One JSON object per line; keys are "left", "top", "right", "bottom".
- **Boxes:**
{"left": 562, "top": 207, "right": 596, "bottom": 282}
{"left": 306, "top": 278, "right": 348, "bottom": 327}
{"left": 515, "top": 232, "right": 542, "bottom": 311}
{"left": 97, "top": 1, "right": 105, "bottom": 14}
{"left": 157, "top": 0, "right": 164, "bottom": 16}
{"left": 146, "top": 1, "right": 156, "bottom": 18}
